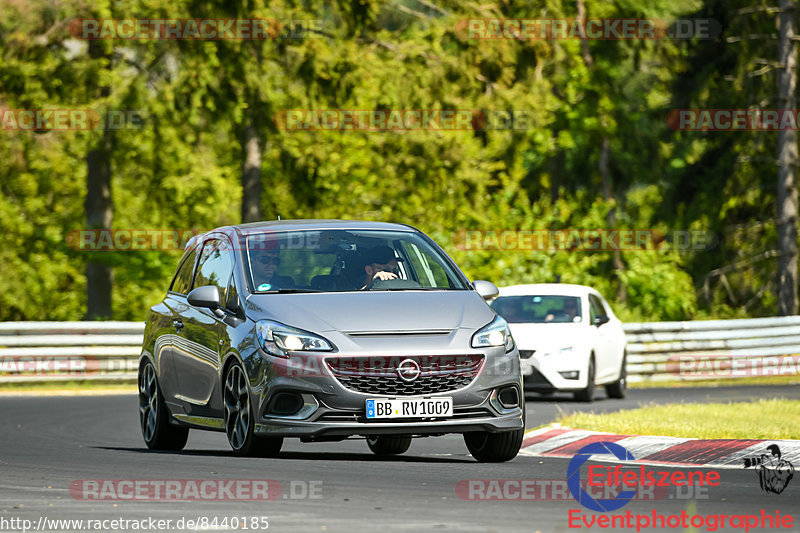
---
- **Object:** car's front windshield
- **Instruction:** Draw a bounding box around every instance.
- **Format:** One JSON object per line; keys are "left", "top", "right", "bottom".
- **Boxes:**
{"left": 491, "top": 295, "right": 583, "bottom": 323}
{"left": 244, "top": 229, "right": 468, "bottom": 293}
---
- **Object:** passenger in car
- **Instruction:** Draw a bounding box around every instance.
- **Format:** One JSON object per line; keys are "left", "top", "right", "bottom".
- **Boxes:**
{"left": 252, "top": 249, "right": 294, "bottom": 290}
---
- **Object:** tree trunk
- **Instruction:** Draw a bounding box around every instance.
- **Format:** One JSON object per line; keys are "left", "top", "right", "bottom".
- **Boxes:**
{"left": 577, "top": 0, "right": 627, "bottom": 302}
{"left": 549, "top": 129, "right": 561, "bottom": 205}
{"left": 599, "top": 136, "right": 627, "bottom": 302}
{"left": 777, "top": 0, "right": 799, "bottom": 316}
{"left": 85, "top": 130, "right": 113, "bottom": 320}
{"left": 241, "top": 104, "right": 262, "bottom": 223}
{"left": 85, "top": 40, "right": 113, "bottom": 320}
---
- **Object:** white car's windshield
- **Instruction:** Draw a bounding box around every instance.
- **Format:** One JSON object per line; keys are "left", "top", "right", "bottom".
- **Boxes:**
{"left": 244, "top": 229, "right": 468, "bottom": 293}
{"left": 491, "top": 295, "right": 582, "bottom": 323}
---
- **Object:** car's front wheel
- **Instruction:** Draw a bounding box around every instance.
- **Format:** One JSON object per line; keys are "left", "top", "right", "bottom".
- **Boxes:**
{"left": 605, "top": 352, "right": 627, "bottom": 399}
{"left": 573, "top": 356, "right": 596, "bottom": 403}
{"left": 139, "top": 361, "right": 189, "bottom": 451}
{"left": 464, "top": 406, "right": 524, "bottom": 463}
{"left": 464, "top": 428, "right": 524, "bottom": 463}
{"left": 224, "top": 362, "right": 283, "bottom": 457}
{"left": 366, "top": 435, "right": 412, "bottom": 455}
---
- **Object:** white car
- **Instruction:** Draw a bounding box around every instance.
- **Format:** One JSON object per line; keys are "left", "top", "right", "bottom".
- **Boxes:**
{"left": 490, "top": 284, "right": 627, "bottom": 402}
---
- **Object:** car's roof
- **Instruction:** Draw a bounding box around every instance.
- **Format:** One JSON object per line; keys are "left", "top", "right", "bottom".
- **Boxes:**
{"left": 232, "top": 219, "right": 415, "bottom": 234}
{"left": 497, "top": 283, "right": 599, "bottom": 297}
{"left": 186, "top": 220, "right": 420, "bottom": 250}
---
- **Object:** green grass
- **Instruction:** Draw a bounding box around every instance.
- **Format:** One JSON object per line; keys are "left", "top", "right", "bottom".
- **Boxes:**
{"left": 630, "top": 375, "right": 800, "bottom": 388}
{"left": 557, "top": 398, "right": 800, "bottom": 440}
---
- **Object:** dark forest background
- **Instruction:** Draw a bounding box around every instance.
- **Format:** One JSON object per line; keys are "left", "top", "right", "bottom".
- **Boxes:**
{"left": 1, "top": 0, "right": 797, "bottom": 322}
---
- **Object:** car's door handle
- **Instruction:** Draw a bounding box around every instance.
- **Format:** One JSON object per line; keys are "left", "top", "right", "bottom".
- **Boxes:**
{"left": 173, "top": 319, "right": 184, "bottom": 332}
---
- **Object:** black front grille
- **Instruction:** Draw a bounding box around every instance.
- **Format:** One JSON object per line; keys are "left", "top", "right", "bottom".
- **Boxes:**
{"left": 519, "top": 349, "right": 536, "bottom": 359}
{"left": 325, "top": 355, "right": 484, "bottom": 396}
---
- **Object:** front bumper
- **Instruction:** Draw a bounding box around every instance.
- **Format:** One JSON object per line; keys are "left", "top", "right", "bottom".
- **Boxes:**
{"left": 255, "top": 396, "right": 524, "bottom": 437}
{"left": 520, "top": 355, "right": 587, "bottom": 391}
{"left": 251, "top": 339, "right": 524, "bottom": 438}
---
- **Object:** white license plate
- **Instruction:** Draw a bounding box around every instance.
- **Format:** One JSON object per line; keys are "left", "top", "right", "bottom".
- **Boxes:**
{"left": 366, "top": 397, "right": 453, "bottom": 419}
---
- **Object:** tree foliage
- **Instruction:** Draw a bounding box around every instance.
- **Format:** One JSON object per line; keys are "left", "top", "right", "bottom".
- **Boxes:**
{"left": 0, "top": 0, "right": 796, "bottom": 322}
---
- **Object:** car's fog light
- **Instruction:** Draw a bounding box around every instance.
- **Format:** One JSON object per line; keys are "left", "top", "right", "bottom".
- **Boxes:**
{"left": 497, "top": 386, "right": 519, "bottom": 408}
{"left": 490, "top": 386, "right": 520, "bottom": 413}
{"left": 268, "top": 392, "right": 304, "bottom": 415}
{"left": 264, "top": 392, "right": 318, "bottom": 419}
{"left": 559, "top": 370, "right": 579, "bottom": 380}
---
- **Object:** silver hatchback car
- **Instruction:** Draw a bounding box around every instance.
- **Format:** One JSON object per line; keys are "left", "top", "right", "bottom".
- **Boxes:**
{"left": 138, "top": 220, "right": 524, "bottom": 462}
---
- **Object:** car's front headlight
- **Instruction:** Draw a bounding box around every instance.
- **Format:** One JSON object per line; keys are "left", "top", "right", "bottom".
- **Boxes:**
{"left": 255, "top": 320, "right": 333, "bottom": 358}
{"left": 471, "top": 316, "right": 515, "bottom": 352}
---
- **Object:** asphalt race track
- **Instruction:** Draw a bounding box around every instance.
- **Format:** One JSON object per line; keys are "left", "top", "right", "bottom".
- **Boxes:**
{"left": 1, "top": 386, "right": 799, "bottom": 532}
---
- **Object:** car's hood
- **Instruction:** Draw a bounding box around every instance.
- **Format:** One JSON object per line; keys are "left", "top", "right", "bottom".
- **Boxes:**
{"left": 245, "top": 290, "right": 494, "bottom": 333}
{"left": 508, "top": 322, "right": 589, "bottom": 349}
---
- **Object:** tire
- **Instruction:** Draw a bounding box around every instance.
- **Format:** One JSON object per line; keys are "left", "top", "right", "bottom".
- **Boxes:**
{"left": 224, "top": 362, "right": 283, "bottom": 457}
{"left": 464, "top": 408, "right": 525, "bottom": 463}
{"left": 138, "top": 361, "right": 189, "bottom": 451}
{"left": 605, "top": 353, "right": 627, "bottom": 399}
{"left": 366, "top": 435, "right": 412, "bottom": 455}
{"left": 573, "top": 356, "right": 596, "bottom": 403}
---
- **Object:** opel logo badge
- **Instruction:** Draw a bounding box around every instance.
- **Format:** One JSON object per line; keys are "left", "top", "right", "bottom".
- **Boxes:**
{"left": 397, "top": 358, "right": 421, "bottom": 382}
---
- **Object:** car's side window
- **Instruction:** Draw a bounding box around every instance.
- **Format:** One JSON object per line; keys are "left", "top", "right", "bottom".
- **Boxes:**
{"left": 399, "top": 241, "right": 451, "bottom": 288}
{"left": 170, "top": 247, "right": 199, "bottom": 295}
{"left": 589, "top": 295, "right": 605, "bottom": 321}
{"left": 597, "top": 295, "right": 611, "bottom": 317}
{"left": 194, "top": 239, "right": 234, "bottom": 304}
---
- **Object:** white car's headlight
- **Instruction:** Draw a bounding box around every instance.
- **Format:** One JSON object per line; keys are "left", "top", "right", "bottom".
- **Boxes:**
{"left": 471, "top": 316, "right": 515, "bottom": 352}
{"left": 256, "top": 320, "right": 333, "bottom": 358}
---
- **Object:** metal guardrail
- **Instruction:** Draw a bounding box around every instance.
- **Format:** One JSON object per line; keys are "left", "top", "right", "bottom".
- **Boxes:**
{"left": 0, "top": 322, "right": 143, "bottom": 383}
{"left": 0, "top": 317, "right": 799, "bottom": 383}
{"left": 624, "top": 315, "right": 800, "bottom": 382}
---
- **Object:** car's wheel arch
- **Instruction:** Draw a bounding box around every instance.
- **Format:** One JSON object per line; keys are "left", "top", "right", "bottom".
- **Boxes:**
{"left": 220, "top": 352, "right": 240, "bottom": 378}
{"left": 137, "top": 352, "right": 185, "bottom": 429}
{"left": 138, "top": 351, "right": 156, "bottom": 377}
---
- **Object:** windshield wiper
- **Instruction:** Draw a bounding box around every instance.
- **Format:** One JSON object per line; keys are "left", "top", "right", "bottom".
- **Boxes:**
{"left": 369, "top": 287, "right": 459, "bottom": 291}
{"left": 260, "top": 288, "right": 323, "bottom": 294}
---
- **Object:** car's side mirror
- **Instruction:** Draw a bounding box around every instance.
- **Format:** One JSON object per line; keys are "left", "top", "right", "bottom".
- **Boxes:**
{"left": 187, "top": 285, "right": 225, "bottom": 318}
{"left": 473, "top": 280, "right": 499, "bottom": 301}
{"left": 593, "top": 315, "right": 610, "bottom": 327}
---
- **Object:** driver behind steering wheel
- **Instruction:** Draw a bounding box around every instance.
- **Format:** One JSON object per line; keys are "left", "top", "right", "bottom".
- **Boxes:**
{"left": 360, "top": 245, "right": 401, "bottom": 289}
